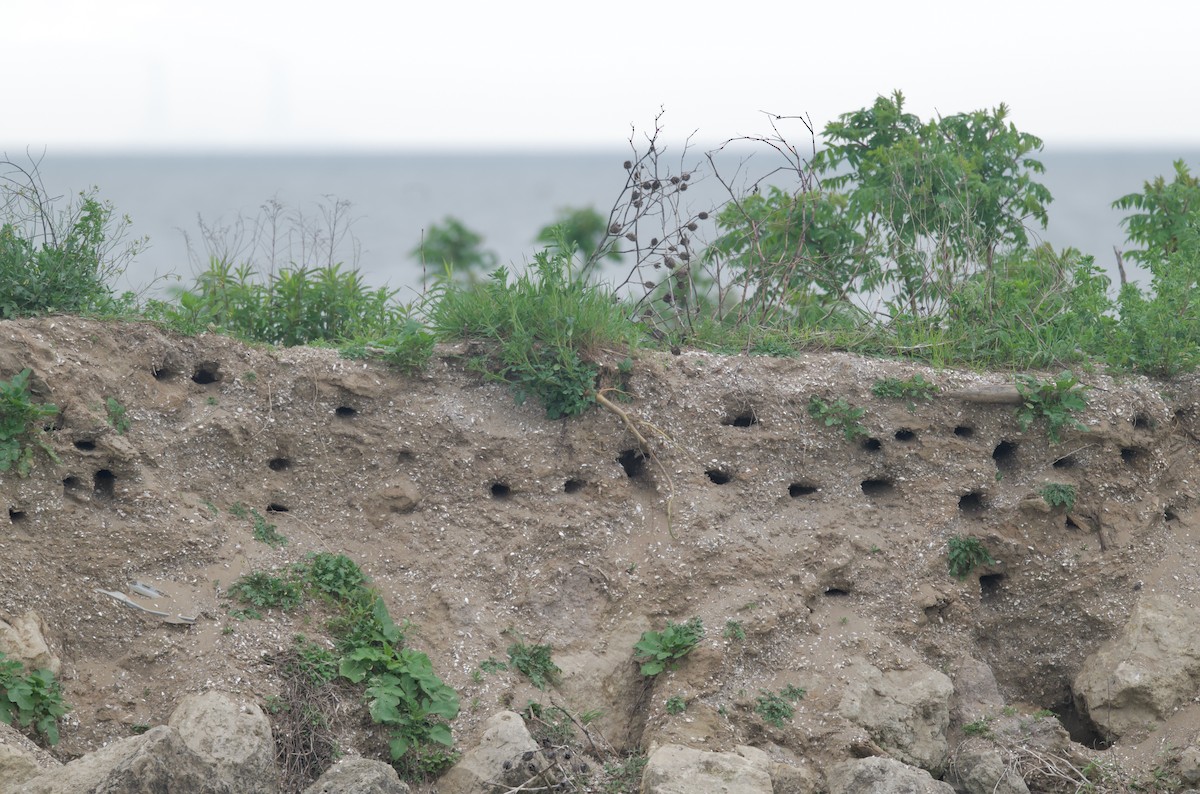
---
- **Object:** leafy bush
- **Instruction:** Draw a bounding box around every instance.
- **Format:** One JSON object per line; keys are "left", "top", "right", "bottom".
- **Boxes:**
{"left": 947, "top": 536, "right": 996, "bottom": 579}
{"left": 156, "top": 258, "right": 404, "bottom": 346}
{"left": 665, "top": 695, "right": 687, "bottom": 715}
{"left": 808, "top": 396, "right": 868, "bottom": 441}
{"left": 0, "top": 369, "right": 59, "bottom": 477}
{"left": 413, "top": 216, "right": 497, "bottom": 281}
{"left": 872, "top": 374, "right": 938, "bottom": 405}
{"left": 507, "top": 640, "right": 561, "bottom": 690}
{"left": 104, "top": 397, "right": 130, "bottom": 435}
{"left": 1015, "top": 371, "right": 1088, "bottom": 443}
{"left": 432, "top": 240, "right": 638, "bottom": 418}
{"left": 227, "top": 572, "right": 304, "bottom": 612}
{"left": 755, "top": 686, "right": 804, "bottom": 728}
{"left": 634, "top": 617, "right": 704, "bottom": 676}
{"left": 294, "top": 552, "right": 368, "bottom": 600}
{"left": 250, "top": 509, "right": 288, "bottom": 548}
{"left": 0, "top": 158, "right": 143, "bottom": 318}
{"left": 1040, "top": 483, "right": 1077, "bottom": 511}
{"left": 0, "top": 652, "right": 70, "bottom": 745}
{"left": 341, "top": 319, "right": 436, "bottom": 374}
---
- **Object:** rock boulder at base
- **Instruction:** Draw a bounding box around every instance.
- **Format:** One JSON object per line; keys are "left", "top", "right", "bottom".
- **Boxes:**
{"left": 1074, "top": 595, "right": 1200, "bottom": 741}
{"left": 167, "top": 691, "right": 277, "bottom": 794}
{"left": 640, "top": 744, "right": 773, "bottom": 794}
{"left": 0, "top": 721, "right": 60, "bottom": 790}
{"left": 838, "top": 660, "right": 954, "bottom": 773}
{"left": 948, "top": 740, "right": 1030, "bottom": 794}
{"left": 437, "top": 710, "right": 542, "bottom": 794}
{"left": 301, "top": 757, "right": 409, "bottom": 794}
{"left": 0, "top": 612, "right": 59, "bottom": 676}
{"left": 827, "top": 757, "right": 955, "bottom": 794}
{"left": 11, "top": 726, "right": 233, "bottom": 794}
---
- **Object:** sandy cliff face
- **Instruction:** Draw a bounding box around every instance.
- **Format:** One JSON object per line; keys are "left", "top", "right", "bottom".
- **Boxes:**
{"left": 2, "top": 316, "right": 1199, "bottom": 792}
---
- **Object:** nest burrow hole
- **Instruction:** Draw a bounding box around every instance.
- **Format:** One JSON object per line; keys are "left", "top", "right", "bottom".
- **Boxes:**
{"left": 1165, "top": 505, "right": 1180, "bottom": 523}
{"left": 266, "top": 503, "right": 289, "bottom": 513}
{"left": 152, "top": 364, "right": 179, "bottom": 381}
{"left": 1120, "top": 447, "right": 1144, "bottom": 466}
{"left": 74, "top": 439, "right": 96, "bottom": 451}
{"left": 617, "top": 449, "right": 647, "bottom": 480}
{"left": 979, "top": 573, "right": 1005, "bottom": 601}
{"left": 789, "top": 482, "right": 819, "bottom": 498}
{"left": 62, "top": 476, "right": 82, "bottom": 492}
{"left": 958, "top": 491, "right": 986, "bottom": 514}
{"left": 722, "top": 409, "right": 759, "bottom": 428}
{"left": 1132, "top": 413, "right": 1152, "bottom": 430}
{"left": 8, "top": 508, "right": 25, "bottom": 523}
{"left": 268, "top": 457, "right": 292, "bottom": 472}
{"left": 861, "top": 478, "right": 895, "bottom": 497}
{"left": 563, "top": 478, "right": 585, "bottom": 494}
{"left": 1053, "top": 455, "right": 1077, "bottom": 469}
{"left": 823, "top": 587, "right": 850, "bottom": 597}
{"left": 992, "top": 440, "right": 1018, "bottom": 472}
{"left": 706, "top": 469, "right": 733, "bottom": 485}
{"left": 93, "top": 469, "right": 115, "bottom": 498}
{"left": 490, "top": 482, "right": 511, "bottom": 500}
{"left": 860, "top": 437, "right": 882, "bottom": 452}
{"left": 335, "top": 406, "right": 358, "bottom": 419}
{"left": 191, "top": 362, "right": 222, "bottom": 385}
{"left": 954, "top": 425, "right": 975, "bottom": 438}
{"left": 894, "top": 429, "right": 916, "bottom": 442}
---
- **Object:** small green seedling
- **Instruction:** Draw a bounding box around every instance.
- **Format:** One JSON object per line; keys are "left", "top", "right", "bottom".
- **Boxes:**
{"left": 947, "top": 536, "right": 996, "bottom": 579}
{"left": 1039, "top": 483, "right": 1077, "bottom": 511}
{"left": 808, "top": 396, "right": 868, "bottom": 441}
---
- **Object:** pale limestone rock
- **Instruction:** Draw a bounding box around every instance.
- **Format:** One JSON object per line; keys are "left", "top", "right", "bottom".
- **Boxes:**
{"left": 168, "top": 691, "right": 277, "bottom": 794}
{"left": 827, "top": 757, "right": 955, "bottom": 794}
{"left": 838, "top": 660, "right": 954, "bottom": 773}
{"left": 1074, "top": 595, "right": 1200, "bottom": 741}
{"left": 641, "top": 744, "right": 773, "bottom": 794}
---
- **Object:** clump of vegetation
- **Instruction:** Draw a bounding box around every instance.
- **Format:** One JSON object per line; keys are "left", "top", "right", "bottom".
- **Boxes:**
{"left": 0, "top": 368, "right": 59, "bottom": 477}
{"left": 1016, "top": 371, "right": 1089, "bottom": 443}
{"left": 808, "top": 396, "right": 868, "bottom": 441}
{"left": 104, "top": 397, "right": 130, "bottom": 434}
{"left": 507, "top": 639, "right": 561, "bottom": 690}
{"left": 755, "top": 685, "right": 805, "bottom": 728}
{"left": 0, "top": 652, "right": 69, "bottom": 746}
{"left": 603, "top": 755, "right": 648, "bottom": 794}
{"left": 722, "top": 619, "right": 746, "bottom": 641}
{"left": 431, "top": 238, "right": 638, "bottom": 419}
{"left": 1040, "top": 483, "right": 1077, "bottom": 511}
{"left": 228, "top": 555, "right": 458, "bottom": 784}
{"left": 947, "top": 536, "right": 997, "bottom": 579}
{"left": 634, "top": 617, "right": 704, "bottom": 676}
{"left": 250, "top": 509, "right": 288, "bottom": 548}
{"left": 872, "top": 374, "right": 938, "bottom": 407}
{"left": 0, "top": 157, "right": 143, "bottom": 319}
{"left": 665, "top": 695, "right": 687, "bottom": 715}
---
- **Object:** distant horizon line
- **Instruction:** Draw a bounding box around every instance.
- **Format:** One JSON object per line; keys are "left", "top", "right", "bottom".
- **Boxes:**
{"left": 5, "top": 142, "right": 1200, "bottom": 158}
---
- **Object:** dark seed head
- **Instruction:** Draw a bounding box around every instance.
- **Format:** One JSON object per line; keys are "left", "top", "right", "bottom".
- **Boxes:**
{"left": 679, "top": 183, "right": 688, "bottom": 191}
{"left": 609, "top": 222, "right": 621, "bottom": 234}
{"left": 640, "top": 181, "right": 652, "bottom": 190}
{"left": 650, "top": 237, "right": 659, "bottom": 246}
{"left": 522, "top": 751, "right": 535, "bottom": 762}
{"left": 698, "top": 211, "right": 709, "bottom": 220}
{"left": 625, "top": 233, "right": 637, "bottom": 242}
{"left": 503, "top": 761, "right": 513, "bottom": 771}
{"left": 652, "top": 180, "right": 661, "bottom": 189}
{"left": 682, "top": 172, "right": 691, "bottom": 181}
{"left": 670, "top": 176, "right": 680, "bottom": 184}
{"left": 644, "top": 281, "right": 657, "bottom": 289}
{"left": 687, "top": 222, "right": 698, "bottom": 231}
{"left": 623, "top": 160, "right": 633, "bottom": 169}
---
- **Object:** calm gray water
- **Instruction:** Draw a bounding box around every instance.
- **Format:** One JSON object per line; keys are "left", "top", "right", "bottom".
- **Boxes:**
{"left": 20, "top": 149, "right": 1200, "bottom": 299}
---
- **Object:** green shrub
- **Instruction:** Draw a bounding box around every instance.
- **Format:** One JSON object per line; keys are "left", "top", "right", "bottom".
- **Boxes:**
{"left": 227, "top": 572, "right": 304, "bottom": 612}
{"left": 665, "top": 695, "right": 687, "bottom": 715}
{"left": 159, "top": 258, "right": 404, "bottom": 346}
{"left": 432, "top": 240, "right": 638, "bottom": 418}
{"left": 0, "top": 161, "right": 143, "bottom": 318}
{"left": 0, "top": 369, "right": 59, "bottom": 477}
{"left": 341, "top": 319, "right": 436, "bottom": 374}
{"left": 0, "top": 653, "right": 70, "bottom": 745}
{"left": 755, "top": 687, "right": 804, "bottom": 728}
{"left": 808, "top": 396, "right": 868, "bottom": 441}
{"left": 634, "top": 617, "right": 704, "bottom": 676}
{"left": 294, "top": 552, "right": 368, "bottom": 600}
{"left": 104, "top": 397, "right": 130, "bottom": 435}
{"left": 947, "top": 536, "right": 996, "bottom": 579}
{"left": 1040, "top": 483, "right": 1077, "bottom": 511}
{"left": 507, "top": 640, "right": 561, "bottom": 690}
{"left": 413, "top": 216, "right": 497, "bottom": 281}
{"left": 250, "top": 509, "right": 288, "bottom": 548}
{"left": 1015, "top": 371, "right": 1088, "bottom": 443}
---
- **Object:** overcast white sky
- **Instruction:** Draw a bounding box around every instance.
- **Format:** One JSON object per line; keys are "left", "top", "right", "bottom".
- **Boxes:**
{"left": 5, "top": 0, "right": 1198, "bottom": 152}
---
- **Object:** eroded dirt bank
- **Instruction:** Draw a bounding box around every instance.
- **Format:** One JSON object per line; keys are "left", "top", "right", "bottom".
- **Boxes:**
{"left": 3, "top": 316, "right": 1200, "bottom": 792}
